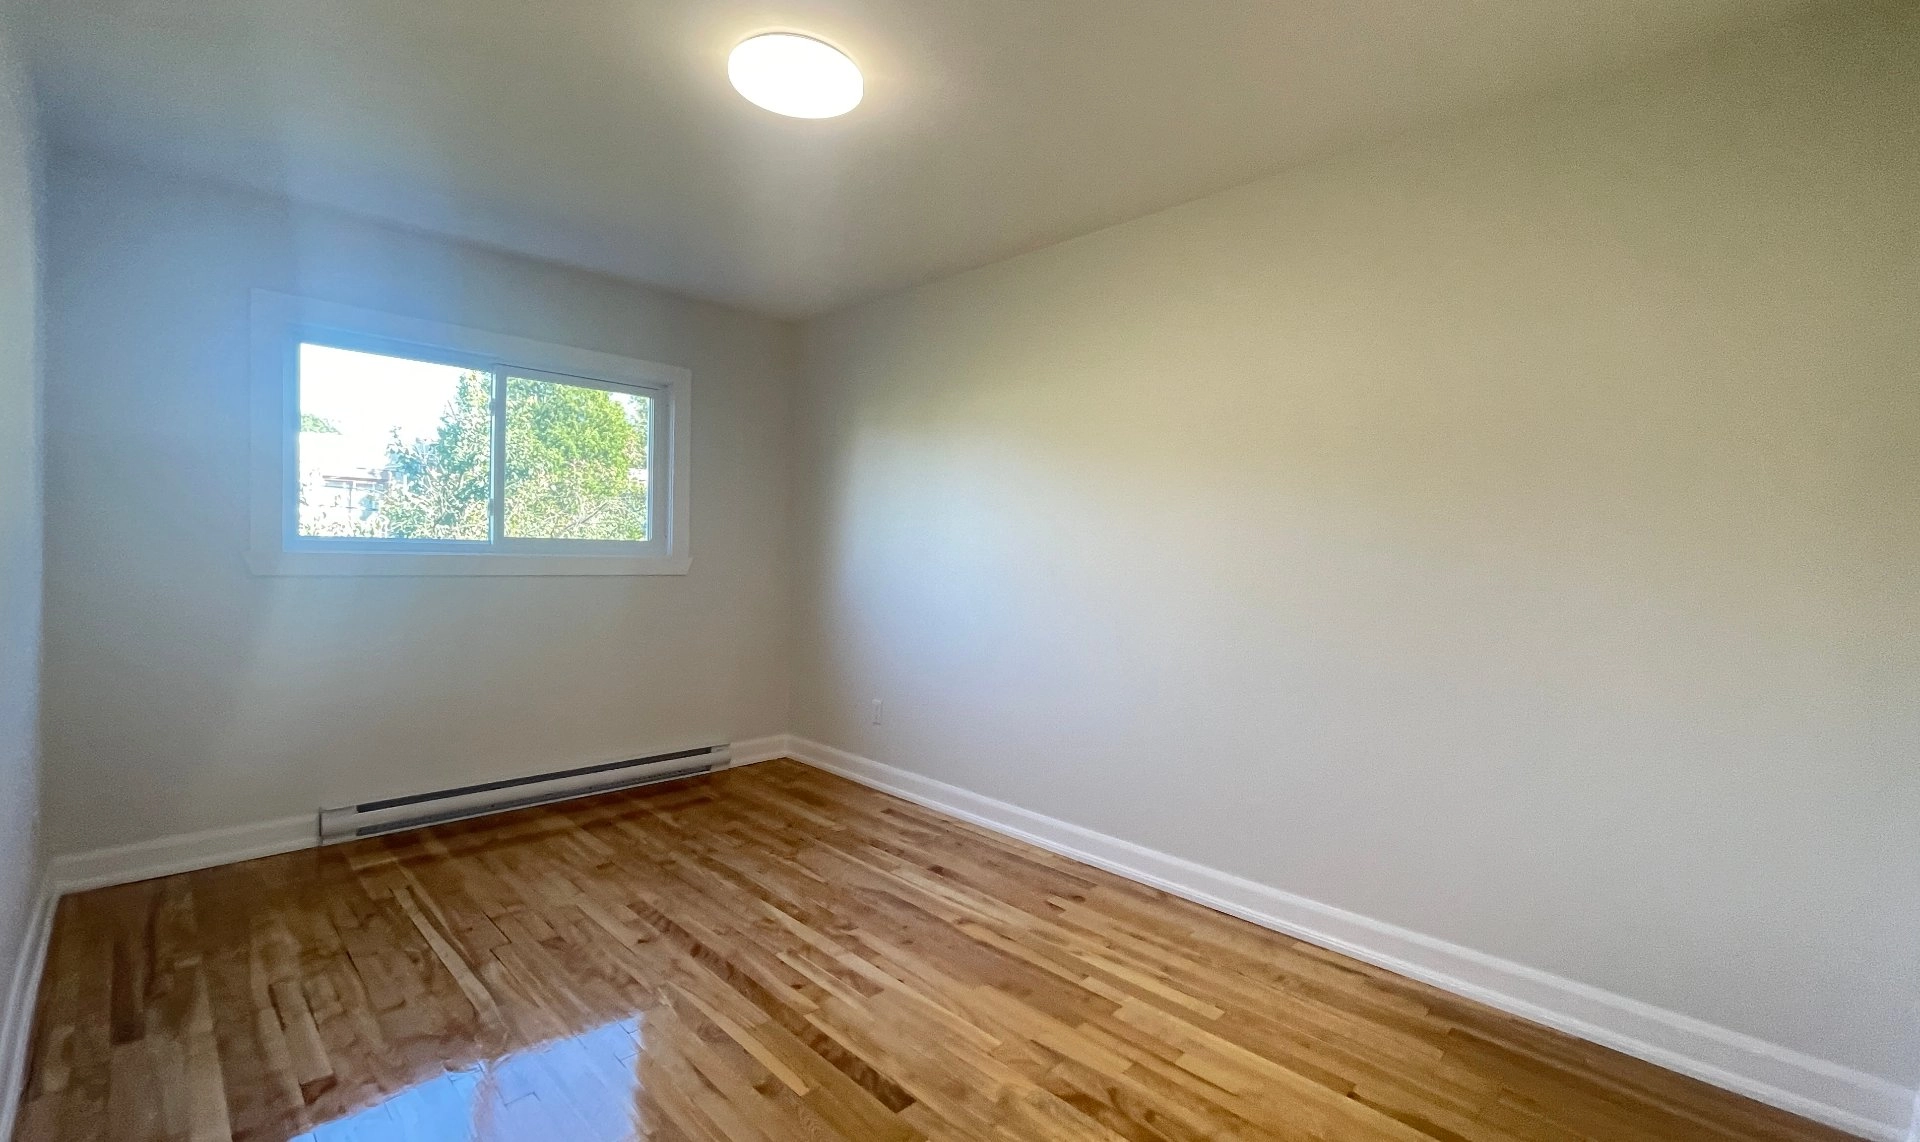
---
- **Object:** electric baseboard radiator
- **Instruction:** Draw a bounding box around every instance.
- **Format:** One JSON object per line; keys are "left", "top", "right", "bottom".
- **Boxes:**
{"left": 317, "top": 743, "right": 732, "bottom": 841}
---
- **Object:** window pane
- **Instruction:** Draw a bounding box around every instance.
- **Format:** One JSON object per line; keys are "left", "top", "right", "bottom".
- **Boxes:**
{"left": 297, "top": 344, "right": 491, "bottom": 541}
{"left": 504, "top": 375, "right": 650, "bottom": 541}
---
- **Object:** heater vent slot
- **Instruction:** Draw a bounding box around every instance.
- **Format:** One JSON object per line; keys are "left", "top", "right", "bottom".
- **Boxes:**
{"left": 318, "top": 743, "right": 730, "bottom": 841}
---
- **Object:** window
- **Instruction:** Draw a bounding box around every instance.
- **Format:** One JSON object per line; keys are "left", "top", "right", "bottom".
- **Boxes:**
{"left": 250, "top": 292, "right": 690, "bottom": 575}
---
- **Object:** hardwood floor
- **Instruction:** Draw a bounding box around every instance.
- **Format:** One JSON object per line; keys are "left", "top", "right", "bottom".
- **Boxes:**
{"left": 13, "top": 759, "right": 1852, "bottom": 1142}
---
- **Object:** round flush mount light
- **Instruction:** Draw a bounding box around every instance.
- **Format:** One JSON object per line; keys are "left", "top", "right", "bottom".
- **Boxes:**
{"left": 728, "top": 33, "right": 863, "bottom": 119}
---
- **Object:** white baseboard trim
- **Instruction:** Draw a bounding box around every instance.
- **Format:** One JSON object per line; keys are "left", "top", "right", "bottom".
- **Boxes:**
{"left": 786, "top": 736, "right": 1914, "bottom": 1142}
{"left": 729, "top": 734, "right": 793, "bottom": 767}
{"left": 47, "top": 814, "right": 318, "bottom": 896}
{"left": 0, "top": 874, "right": 56, "bottom": 1141}
{"left": 26, "top": 736, "right": 1911, "bottom": 1139}
{"left": 44, "top": 736, "right": 791, "bottom": 898}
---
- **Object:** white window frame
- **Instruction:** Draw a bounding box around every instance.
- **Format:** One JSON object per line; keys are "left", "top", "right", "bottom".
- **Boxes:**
{"left": 248, "top": 291, "right": 692, "bottom": 576}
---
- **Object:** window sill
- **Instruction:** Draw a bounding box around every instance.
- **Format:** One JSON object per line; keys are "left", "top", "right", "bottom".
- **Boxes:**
{"left": 246, "top": 549, "right": 693, "bottom": 577}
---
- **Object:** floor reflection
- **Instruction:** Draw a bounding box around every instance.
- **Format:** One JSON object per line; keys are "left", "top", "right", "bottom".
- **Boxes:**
{"left": 21, "top": 762, "right": 1844, "bottom": 1142}
{"left": 296, "top": 1018, "right": 643, "bottom": 1141}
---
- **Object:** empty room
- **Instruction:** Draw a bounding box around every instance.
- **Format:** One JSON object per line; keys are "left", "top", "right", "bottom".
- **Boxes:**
{"left": 0, "top": 0, "right": 1914, "bottom": 1139}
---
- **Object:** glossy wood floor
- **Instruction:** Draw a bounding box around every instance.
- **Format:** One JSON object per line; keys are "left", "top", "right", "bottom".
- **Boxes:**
{"left": 14, "top": 760, "right": 1851, "bottom": 1142}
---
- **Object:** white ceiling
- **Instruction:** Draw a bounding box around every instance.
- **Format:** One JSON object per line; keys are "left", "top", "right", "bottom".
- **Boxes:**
{"left": 19, "top": 0, "right": 1804, "bottom": 318}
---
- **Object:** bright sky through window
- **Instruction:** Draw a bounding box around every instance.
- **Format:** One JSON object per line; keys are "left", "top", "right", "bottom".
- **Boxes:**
{"left": 296, "top": 344, "right": 482, "bottom": 539}
{"left": 253, "top": 295, "right": 689, "bottom": 575}
{"left": 294, "top": 342, "right": 653, "bottom": 544}
{"left": 298, "top": 344, "right": 465, "bottom": 472}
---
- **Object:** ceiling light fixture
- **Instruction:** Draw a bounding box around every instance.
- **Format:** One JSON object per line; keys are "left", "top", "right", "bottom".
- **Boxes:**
{"left": 728, "top": 33, "right": 863, "bottom": 119}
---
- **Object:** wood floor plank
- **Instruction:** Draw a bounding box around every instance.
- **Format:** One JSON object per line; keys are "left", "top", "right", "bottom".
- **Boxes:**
{"left": 11, "top": 760, "right": 1859, "bottom": 1142}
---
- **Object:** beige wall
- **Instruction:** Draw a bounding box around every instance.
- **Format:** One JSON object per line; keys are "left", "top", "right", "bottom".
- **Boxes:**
{"left": 0, "top": 6, "right": 42, "bottom": 1078}
{"left": 40, "top": 156, "right": 795, "bottom": 855}
{"left": 793, "top": 6, "right": 1920, "bottom": 1086}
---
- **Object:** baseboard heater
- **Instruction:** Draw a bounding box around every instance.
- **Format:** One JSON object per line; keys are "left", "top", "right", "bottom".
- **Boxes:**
{"left": 317, "top": 742, "right": 732, "bottom": 841}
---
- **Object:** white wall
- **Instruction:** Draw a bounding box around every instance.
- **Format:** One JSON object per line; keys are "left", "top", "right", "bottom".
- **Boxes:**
{"left": 793, "top": 4, "right": 1920, "bottom": 1094}
{"left": 0, "top": 0, "right": 41, "bottom": 1062}
{"left": 40, "top": 156, "right": 795, "bottom": 855}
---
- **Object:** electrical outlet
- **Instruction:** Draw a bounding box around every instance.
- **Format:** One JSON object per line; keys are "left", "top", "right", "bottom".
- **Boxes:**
{"left": 871, "top": 699, "right": 883, "bottom": 726}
